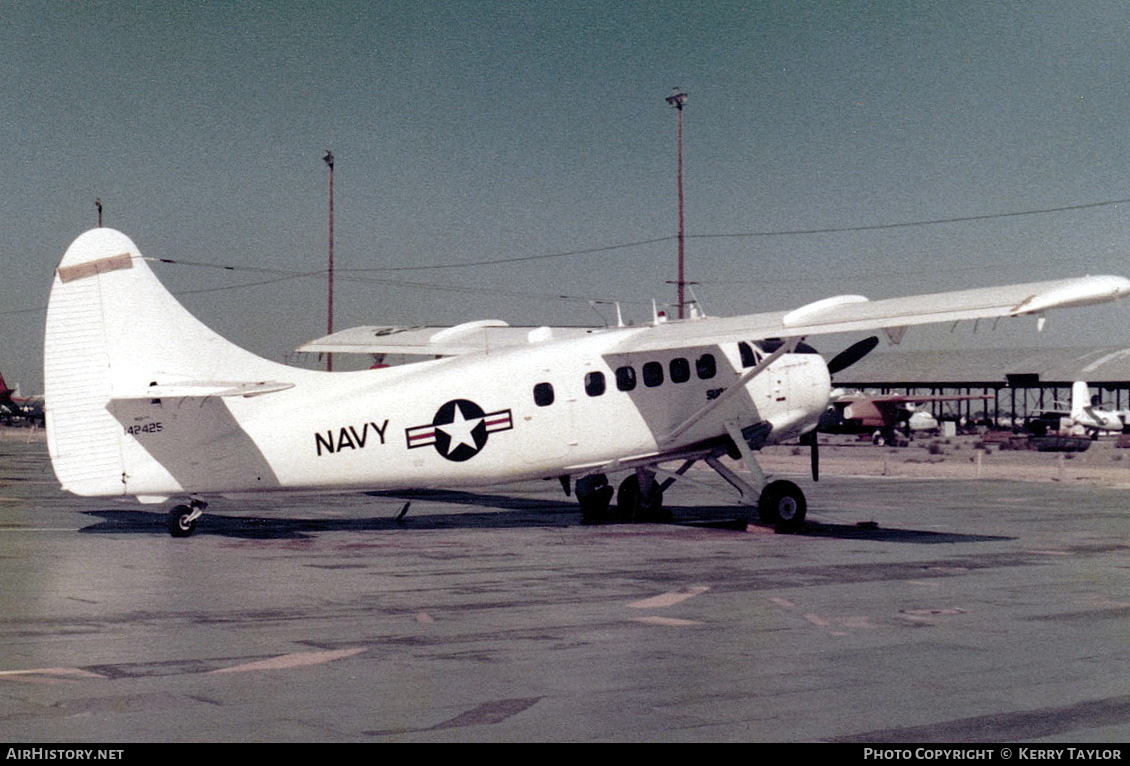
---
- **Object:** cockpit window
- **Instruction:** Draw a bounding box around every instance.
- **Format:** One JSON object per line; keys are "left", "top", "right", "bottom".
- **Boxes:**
{"left": 738, "top": 342, "right": 758, "bottom": 368}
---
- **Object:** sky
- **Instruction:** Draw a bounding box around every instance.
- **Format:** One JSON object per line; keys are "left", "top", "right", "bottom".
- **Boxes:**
{"left": 3, "top": 1, "right": 1130, "bottom": 392}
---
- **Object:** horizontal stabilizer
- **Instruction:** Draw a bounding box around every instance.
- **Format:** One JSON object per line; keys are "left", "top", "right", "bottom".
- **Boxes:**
{"left": 112, "top": 380, "right": 296, "bottom": 400}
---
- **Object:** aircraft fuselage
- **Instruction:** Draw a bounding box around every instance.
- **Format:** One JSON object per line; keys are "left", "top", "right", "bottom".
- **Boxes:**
{"left": 108, "top": 333, "right": 830, "bottom": 499}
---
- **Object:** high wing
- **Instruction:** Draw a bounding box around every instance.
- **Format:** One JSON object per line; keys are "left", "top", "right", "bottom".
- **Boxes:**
{"left": 613, "top": 276, "right": 1130, "bottom": 354}
{"left": 298, "top": 320, "right": 598, "bottom": 357}
{"left": 304, "top": 276, "right": 1130, "bottom": 357}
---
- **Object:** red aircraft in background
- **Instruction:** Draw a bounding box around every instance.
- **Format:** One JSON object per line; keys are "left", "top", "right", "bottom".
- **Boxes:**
{"left": 0, "top": 371, "right": 44, "bottom": 426}
{"left": 820, "top": 390, "right": 992, "bottom": 445}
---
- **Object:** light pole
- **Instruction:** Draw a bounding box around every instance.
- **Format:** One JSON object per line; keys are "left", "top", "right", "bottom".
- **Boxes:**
{"left": 665, "top": 88, "right": 688, "bottom": 319}
{"left": 324, "top": 150, "right": 334, "bottom": 371}
{"left": 95, "top": 198, "right": 102, "bottom": 227}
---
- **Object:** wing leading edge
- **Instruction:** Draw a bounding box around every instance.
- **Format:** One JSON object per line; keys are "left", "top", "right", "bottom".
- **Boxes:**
{"left": 298, "top": 275, "right": 1130, "bottom": 357}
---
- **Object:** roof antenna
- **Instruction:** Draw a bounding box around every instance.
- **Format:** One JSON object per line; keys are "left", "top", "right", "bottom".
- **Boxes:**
{"left": 686, "top": 284, "right": 706, "bottom": 319}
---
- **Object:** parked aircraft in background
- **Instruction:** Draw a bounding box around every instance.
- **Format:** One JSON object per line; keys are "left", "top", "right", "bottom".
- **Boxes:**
{"left": 1069, "top": 380, "right": 1125, "bottom": 436}
{"left": 1034, "top": 380, "right": 1127, "bottom": 438}
{"left": 0, "top": 371, "right": 43, "bottom": 426}
{"left": 819, "top": 391, "right": 993, "bottom": 446}
{"left": 43, "top": 228, "right": 1130, "bottom": 536}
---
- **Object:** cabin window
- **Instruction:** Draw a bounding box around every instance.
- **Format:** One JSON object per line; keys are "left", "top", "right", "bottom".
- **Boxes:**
{"left": 696, "top": 353, "right": 717, "bottom": 380}
{"left": 533, "top": 382, "right": 555, "bottom": 407}
{"left": 670, "top": 357, "right": 690, "bottom": 384}
{"left": 643, "top": 361, "right": 664, "bottom": 388}
{"left": 616, "top": 365, "right": 636, "bottom": 391}
{"left": 585, "top": 371, "right": 606, "bottom": 397}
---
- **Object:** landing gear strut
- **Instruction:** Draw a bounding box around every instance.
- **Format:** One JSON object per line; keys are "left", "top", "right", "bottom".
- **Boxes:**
{"left": 167, "top": 499, "right": 207, "bottom": 538}
{"left": 568, "top": 423, "right": 814, "bottom": 532}
{"left": 570, "top": 453, "right": 809, "bottom": 530}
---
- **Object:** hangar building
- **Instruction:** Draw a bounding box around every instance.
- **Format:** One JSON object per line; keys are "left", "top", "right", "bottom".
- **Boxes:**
{"left": 832, "top": 346, "right": 1130, "bottom": 427}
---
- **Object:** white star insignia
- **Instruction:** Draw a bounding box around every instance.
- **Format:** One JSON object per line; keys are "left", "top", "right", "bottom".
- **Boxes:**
{"left": 437, "top": 403, "right": 482, "bottom": 451}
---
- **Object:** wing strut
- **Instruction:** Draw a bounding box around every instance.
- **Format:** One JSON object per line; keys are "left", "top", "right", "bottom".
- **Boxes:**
{"left": 662, "top": 339, "right": 797, "bottom": 444}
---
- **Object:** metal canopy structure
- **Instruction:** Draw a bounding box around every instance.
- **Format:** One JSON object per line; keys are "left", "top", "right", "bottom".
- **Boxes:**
{"left": 831, "top": 346, "right": 1130, "bottom": 427}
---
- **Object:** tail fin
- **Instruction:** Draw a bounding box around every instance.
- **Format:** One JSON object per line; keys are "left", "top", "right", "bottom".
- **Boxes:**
{"left": 1070, "top": 381, "right": 1091, "bottom": 421}
{"left": 44, "top": 228, "right": 292, "bottom": 498}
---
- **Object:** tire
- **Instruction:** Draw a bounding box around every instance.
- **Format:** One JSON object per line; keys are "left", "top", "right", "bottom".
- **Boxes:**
{"left": 576, "top": 474, "right": 613, "bottom": 523}
{"left": 167, "top": 505, "right": 197, "bottom": 538}
{"left": 758, "top": 480, "right": 807, "bottom": 533}
{"left": 616, "top": 475, "right": 668, "bottom": 523}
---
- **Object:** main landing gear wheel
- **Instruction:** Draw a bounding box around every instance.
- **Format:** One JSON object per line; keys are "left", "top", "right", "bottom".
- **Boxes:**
{"left": 575, "top": 474, "right": 614, "bottom": 523}
{"left": 757, "top": 480, "right": 807, "bottom": 533}
{"left": 616, "top": 474, "right": 670, "bottom": 523}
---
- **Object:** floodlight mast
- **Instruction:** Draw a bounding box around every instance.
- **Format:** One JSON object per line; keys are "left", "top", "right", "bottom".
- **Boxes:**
{"left": 665, "top": 88, "right": 688, "bottom": 319}
{"left": 324, "top": 150, "right": 334, "bottom": 371}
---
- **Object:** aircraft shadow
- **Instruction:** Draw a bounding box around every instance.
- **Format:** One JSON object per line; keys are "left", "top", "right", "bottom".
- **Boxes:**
{"left": 795, "top": 521, "right": 1013, "bottom": 544}
{"left": 78, "top": 505, "right": 575, "bottom": 540}
{"left": 75, "top": 488, "right": 1011, "bottom": 544}
{"left": 375, "top": 490, "right": 1014, "bottom": 544}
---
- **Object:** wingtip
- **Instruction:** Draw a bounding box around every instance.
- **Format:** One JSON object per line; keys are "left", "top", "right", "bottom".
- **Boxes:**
{"left": 1010, "top": 275, "right": 1130, "bottom": 316}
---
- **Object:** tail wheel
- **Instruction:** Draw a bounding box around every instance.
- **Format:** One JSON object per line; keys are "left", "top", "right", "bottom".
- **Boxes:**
{"left": 758, "top": 480, "right": 807, "bottom": 533}
{"left": 167, "top": 505, "right": 197, "bottom": 537}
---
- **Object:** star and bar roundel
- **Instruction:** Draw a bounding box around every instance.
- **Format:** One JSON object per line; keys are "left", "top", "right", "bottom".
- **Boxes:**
{"left": 405, "top": 399, "right": 514, "bottom": 462}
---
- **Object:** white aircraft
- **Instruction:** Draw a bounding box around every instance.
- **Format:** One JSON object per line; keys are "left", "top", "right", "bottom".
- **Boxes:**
{"left": 1031, "top": 381, "right": 1125, "bottom": 438}
{"left": 43, "top": 228, "right": 1130, "bottom": 536}
{"left": 1069, "top": 381, "right": 1125, "bottom": 436}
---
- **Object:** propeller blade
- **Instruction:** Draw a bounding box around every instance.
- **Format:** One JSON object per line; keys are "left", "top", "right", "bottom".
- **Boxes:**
{"left": 801, "top": 430, "right": 819, "bottom": 482}
{"left": 827, "top": 335, "right": 879, "bottom": 375}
